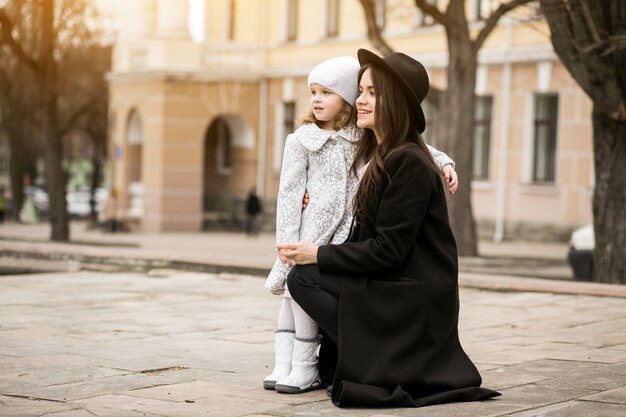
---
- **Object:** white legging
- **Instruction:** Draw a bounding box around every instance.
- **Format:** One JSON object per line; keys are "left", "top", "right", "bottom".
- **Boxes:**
{"left": 277, "top": 297, "right": 318, "bottom": 340}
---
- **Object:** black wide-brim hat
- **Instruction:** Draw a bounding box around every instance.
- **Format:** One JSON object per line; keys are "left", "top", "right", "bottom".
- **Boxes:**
{"left": 357, "top": 48, "right": 429, "bottom": 133}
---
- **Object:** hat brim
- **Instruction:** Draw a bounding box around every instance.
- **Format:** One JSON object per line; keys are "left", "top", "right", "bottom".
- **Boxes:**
{"left": 357, "top": 49, "right": 426, "bottom": 134}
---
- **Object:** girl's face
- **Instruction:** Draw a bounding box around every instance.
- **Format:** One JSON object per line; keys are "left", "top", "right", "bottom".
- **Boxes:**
{"left": 309, "top": 83, "right": 345, "bottom": 130}
{"left": 356, "top": 69, "right": 378, "bottom": 137}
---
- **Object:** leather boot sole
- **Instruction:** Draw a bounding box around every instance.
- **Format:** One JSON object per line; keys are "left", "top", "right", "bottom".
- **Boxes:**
{"left": 263, "top": 380, "right": 277, "bottom": 390}
{"left": 275, "top": 380, "right": 321, "bottom": 394}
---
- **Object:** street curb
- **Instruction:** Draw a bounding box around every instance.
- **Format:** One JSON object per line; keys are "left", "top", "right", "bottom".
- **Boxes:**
{"left": 460, "top": 272, "right": 626, "bottom": 298}
{"left": 0, "top": 249, "right": 270, "bottom": 277}
{"left": 2, "top": 247, "right": 625, "bottom": 299}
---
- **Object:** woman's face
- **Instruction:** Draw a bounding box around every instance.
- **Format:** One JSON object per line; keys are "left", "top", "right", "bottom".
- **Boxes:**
{"left": 356, "top": 69, "right": 377, "bottom": 135}
{"left": 309, "top": 83, "right": 345, "bottom": 130}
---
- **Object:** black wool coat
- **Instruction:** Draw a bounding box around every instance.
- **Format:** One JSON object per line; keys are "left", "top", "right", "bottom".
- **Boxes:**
{"left": 316, "top": 145, "right": 500, "bottom": 407}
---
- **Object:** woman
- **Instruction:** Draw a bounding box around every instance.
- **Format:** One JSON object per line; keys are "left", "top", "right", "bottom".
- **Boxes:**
{"left": 278, "top": 49, "right": 500, "bottom": 408}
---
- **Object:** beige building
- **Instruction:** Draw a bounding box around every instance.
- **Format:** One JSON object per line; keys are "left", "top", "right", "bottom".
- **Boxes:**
{"left": 108, "top": 0, "right": 593, "bottom": 240}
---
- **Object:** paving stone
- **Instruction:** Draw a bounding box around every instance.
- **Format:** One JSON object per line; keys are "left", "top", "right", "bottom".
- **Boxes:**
{"left": 17, "top": 373, "right": 171, "bottom": 402}
{"left": 580, "top": 385, "right": 626, "bottom": 404}
{"left": 1, "top": 270, "right": 625, "bottom": 416}
{"left": 140, "top": 394, "right": 280, "bottom": 417}
{"left": 0, "top": 395, "right": 75, "bottom": 417}
{"left": 506, "top": 400, "right": 626, "bottom": 417}
{"left": 69, "top": 393, "right": 177, "bottom": 413}
{"left": 482, "top": 366, "right": 552, "bottom": 391}
{"left": 496, "top": 383, "right": 596, "bottom": 407}
{"left": 1, "top": 365, "right": 130, "bottom": 389}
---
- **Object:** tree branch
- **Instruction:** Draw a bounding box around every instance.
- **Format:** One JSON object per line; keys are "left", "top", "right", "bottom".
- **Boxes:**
{"left": 413, "top": 0, "right": 454, "bottom": 30}
{"left": 579, "top": 0, "right": 602, "bottom": 45}
{"left": 474, "top": 0, "right": 534, "bottom": 51}
{"left": 57, "top": 97, "right": 97, "bottom": 139}
{"left": 0, "top": 8, "right": 40, "bottom": 73}
{"left": 357, "top": 0, "right": 394, "bottom": 55}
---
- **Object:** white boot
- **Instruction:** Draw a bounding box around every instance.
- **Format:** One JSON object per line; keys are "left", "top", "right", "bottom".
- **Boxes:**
{"left": 275, "top": 337, "right": 322, "bottom": 393}
{"left": 263, "top": 330, "right": 295, "bottom": 390}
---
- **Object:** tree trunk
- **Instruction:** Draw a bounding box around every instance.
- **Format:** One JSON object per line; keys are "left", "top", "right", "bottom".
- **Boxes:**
{"left": 87, "top": 143, "right": 103, "bottom": 227}
{"left": 591, "top": 110, "right": 626, "bottom": 283}
{"left": 8, "top": 137, "right": 25, "bottom": 221}
{"left": 445, "top": 28, "right": 479, "bottom": 256}
{"left": 39, "top": 0, "right": 69, "bottom": 241}
{"left": 6, "top": 123, "right": 36, "bottom": 222}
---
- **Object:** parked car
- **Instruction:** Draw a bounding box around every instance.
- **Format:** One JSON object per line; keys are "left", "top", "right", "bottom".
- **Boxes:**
{"left": 24, "top": 186, "right": 49, "bottom": 218}
{"left": 567, "top": 224, "right": 594, "bottom": 280}
{"left": 22, "top": 186, "right": 108, "bottom": 219}
{"left": 66, "top": 188, "right": 108, "bottom": 218}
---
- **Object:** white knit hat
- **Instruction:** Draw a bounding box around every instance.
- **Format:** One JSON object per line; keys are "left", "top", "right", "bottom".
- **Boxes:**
{"left": 307, "top": 56, "right": 360, "bottom": 108}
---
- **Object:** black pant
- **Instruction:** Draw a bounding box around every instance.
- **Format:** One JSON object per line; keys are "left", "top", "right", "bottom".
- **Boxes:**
{"left": 287, "top": 264, "right": 344, "bottom": 346}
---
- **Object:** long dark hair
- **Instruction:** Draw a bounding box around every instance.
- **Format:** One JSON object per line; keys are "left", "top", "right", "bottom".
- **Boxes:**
{"left": 351, "top": 64, "right": 440, "bottom": 222}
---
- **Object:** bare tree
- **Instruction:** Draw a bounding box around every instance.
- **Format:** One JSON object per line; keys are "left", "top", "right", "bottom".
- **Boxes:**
{"left": 357, "top": 0, "right": 533, "bottom": 256}
{"left": 0, "top": 1, "right": 40, "bottom": 220}
{"left": 539, "top": 0, "right": 625, "bottom": 283}
{"left": 0, "top": 0, "right": 108, "bottom": 240}
{"left": 59, "top": 43, "right": 111, "bottom": 226}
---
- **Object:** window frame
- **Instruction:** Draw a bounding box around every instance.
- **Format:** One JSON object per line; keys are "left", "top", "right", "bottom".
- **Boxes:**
{"left": 531, "top": 93, "right": 559, "bottom": 184}
{"left": 324, "top": 0, "right": 340, "bottom": 38}
{"left": 285, "top": 0, "right": 298, "bottom": 42}
{"left": 472, "top": 95, "right": 493, "bottom": 180}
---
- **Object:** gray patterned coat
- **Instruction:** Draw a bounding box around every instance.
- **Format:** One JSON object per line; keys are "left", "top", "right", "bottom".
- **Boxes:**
{"left": 265, "top": 122, "right": 453, "bottom": 295}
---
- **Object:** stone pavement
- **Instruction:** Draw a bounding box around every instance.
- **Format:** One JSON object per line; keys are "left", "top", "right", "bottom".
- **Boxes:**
{"left": 0, "top": 222, "right": 625, "bottom": 416}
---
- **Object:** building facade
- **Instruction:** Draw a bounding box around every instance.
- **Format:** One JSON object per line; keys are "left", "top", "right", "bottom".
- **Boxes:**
{"left": 108, "top": 0, "right": 593, "bottom": 240}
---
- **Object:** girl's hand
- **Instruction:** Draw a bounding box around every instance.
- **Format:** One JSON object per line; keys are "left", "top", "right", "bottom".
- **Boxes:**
{"left": 277, "top": 248, "right": 291, "bottom": 265}
{"left": 302, "top": 192, "right": 310, "bottom": 209}
{"left": 277, "top": 240, "right": 319, "bottom": 265}
{"left": 442, "top": 165, "right": 458, "bottom": 195}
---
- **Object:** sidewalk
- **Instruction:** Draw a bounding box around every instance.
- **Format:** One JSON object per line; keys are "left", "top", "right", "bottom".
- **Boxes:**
{"left": 1, "top": 268, "right": 625, "bottom": 416}
{"left": 0, "top": 221, "right": 623, "bottom": 298}
{"left": 0, "top": 221, "right": 625, "bottom": 416}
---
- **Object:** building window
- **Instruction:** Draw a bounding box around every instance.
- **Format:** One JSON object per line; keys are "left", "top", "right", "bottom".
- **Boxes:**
{"left": 532, "top": 93, "right": 558, "bottom": 183}
{"left": 284, "top": 102, "right": 296, "bottom": 137}
{"left": 286, "top": 0, "right": 298, "bottom": 41}
{"left": 325, "top": 0, "right": 340, "bottom": 37}
{"left": 274, "top": 101, "right": 296, "bottom": 172}
{"left": 226, "top": 0, "right": 235, "bottom": 40}
{"left": 417, "top": 0, "right": 438, "bottom": 27}
{"left": 476, "top": 0, "right": 497, "bottom": 20}
{"left": 375, "top": 0, "right": 386, "bottom": 30}
{"left": 212, "top": 118, "right": 232, "bottom": 175}
{"left": 473, "top": 95, "right": 493, "bottom": 179}
{"left": 421, "top": 99, "right": 438, "bottom": 147}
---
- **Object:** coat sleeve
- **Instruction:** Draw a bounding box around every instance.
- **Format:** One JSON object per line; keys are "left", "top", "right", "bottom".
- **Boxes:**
{"left": 427, "top": 144, "right": 455, "bottom": 169}
{"left": 275, "top": 134, "right": 309, "bottom": 245}
{"left": 317, "top": 150, "right": 436, "bottom": 276}
{"left": 265, "top": 134, "right": 309, "bottom": 293}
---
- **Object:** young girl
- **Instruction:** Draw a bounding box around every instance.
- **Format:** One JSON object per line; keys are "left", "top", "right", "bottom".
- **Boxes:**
{"left": 264, "top": 56, "right": 457, "bottom": 394}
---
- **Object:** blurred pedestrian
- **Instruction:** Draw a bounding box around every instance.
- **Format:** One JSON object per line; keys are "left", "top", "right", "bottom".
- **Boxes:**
{"left": 19, "top": 192, "right": 39, "bottom": 224}
{"left": 244, "top": 186, "right": 262, "bottom": 236}
{"left": 102, "top": 187, "right": 119, "bottom": 233}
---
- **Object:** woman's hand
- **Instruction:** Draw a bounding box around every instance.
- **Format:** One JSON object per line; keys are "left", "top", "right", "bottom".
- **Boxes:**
{"left": 277, "top": 240, "right": 319, "bottom": 265}
{"left": 442, "top": 164, "right": 458, "bottom": 195}
{"left": 302, "top": 192, "right": 310, "bottom": 209}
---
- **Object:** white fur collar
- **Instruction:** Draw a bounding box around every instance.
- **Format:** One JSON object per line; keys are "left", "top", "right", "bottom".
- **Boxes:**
{"left": 294, "top": 123, "right": 361, "bottom": 152}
